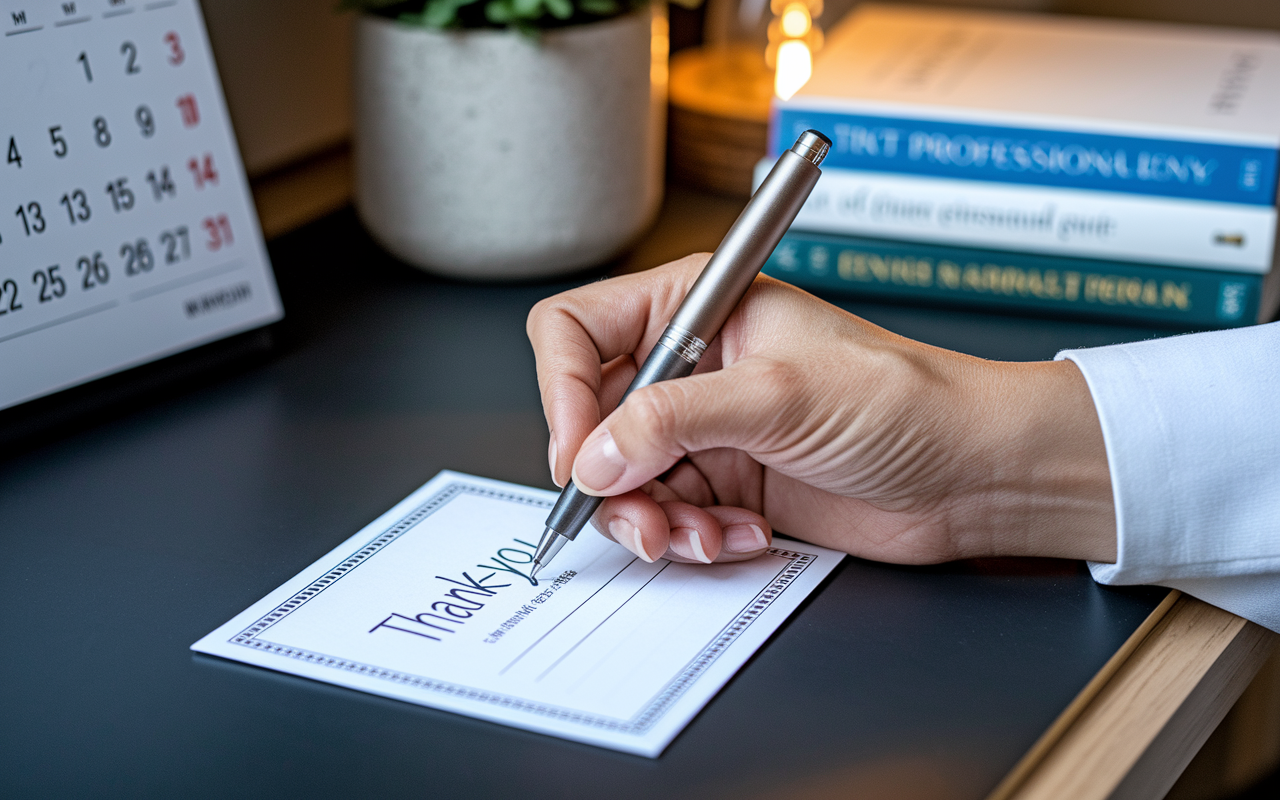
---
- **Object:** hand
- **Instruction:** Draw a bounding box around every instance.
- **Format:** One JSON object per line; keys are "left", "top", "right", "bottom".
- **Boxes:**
{"left": 527, "top": 254, "right": 1117, "bottom": 567}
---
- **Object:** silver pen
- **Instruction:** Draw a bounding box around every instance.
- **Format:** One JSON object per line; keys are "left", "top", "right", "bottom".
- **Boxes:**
{"left": 529, "top": 129, "right": 831, "bottom": 579}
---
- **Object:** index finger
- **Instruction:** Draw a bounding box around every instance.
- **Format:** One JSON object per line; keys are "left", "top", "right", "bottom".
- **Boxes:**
{"left": 527, "top": 254, "right": 712, "bottom": 487}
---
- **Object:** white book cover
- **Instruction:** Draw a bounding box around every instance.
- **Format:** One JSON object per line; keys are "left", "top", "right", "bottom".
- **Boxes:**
{"left": 774, "top": 5, "right": 1280, "bottom": 210}
{"left": 755, "top": 160, "right": 1275, "bottom": 273}
{"left": 790, "top": 4, "right": 1280, "bottom": 143}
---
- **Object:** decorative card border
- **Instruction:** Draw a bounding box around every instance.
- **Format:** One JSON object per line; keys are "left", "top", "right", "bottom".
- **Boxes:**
{"left": 229, "top": 482, "right": 818, "bottom": 735}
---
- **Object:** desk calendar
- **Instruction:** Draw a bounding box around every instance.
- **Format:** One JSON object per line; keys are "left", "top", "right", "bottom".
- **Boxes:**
{"left": 1, "top": 0, "right": 281, "bottom": 412}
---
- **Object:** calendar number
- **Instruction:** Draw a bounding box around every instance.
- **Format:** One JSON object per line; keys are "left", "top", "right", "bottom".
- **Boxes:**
{"left": 77, "top": 253, "right": 110, "bottom": 290}
{"left": 121, "top": 42, "right": 141, "bottom": 75}
{"left": 160, "top": 226, "right": 191, "bottom": 264}
{"left": 165, "top": 32, "right": 185, "bottom": 66}
{"left": 60, "top": 190, "right": 91, "bottom": 224}
{"left": 121, "top": 239, "right": 155, "bottom": 276}
{"left": 105, "top": 178, "right": 135, "bottom": 213}
{"left": 177, "top": 94, "right": 199, "bottom": 128}
{"left": 77, "top": 52, "right": 92, "bottom": 83}
{"left": 203, "top": 215, "right": 233, "bottom": 251}
{"left": 188, "top": 154, "right": 218, "bottom": 189}
{"left": 7, "top": 137, "right": 21, "bottom": 169}
{"left": 146, "top": 168, "right": 177, "bottom": 201}
{"left": 15, "top": 203, "right": 46, "bottom": 236}
{"left": 136, "top": 105, "right": 156, "bottom": 138}
{"left": 49, "top": 127, "right": 68, "bottom": 158}
{"left": 0, "top": 280, "right": 21, "bottom": 315}
{"left": 94, "top": 117, "right": 112, "bottom": 148}
{"left": 32, "top": 266, "right": 67, "bottom": 303}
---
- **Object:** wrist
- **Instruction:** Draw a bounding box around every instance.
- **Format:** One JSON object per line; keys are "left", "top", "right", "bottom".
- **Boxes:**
{"left": 953, "top": 358, "right": 1117, "bottom": 562}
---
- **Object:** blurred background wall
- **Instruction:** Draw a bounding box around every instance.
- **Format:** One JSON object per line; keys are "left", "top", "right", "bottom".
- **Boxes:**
{"left": 202, "top": 0, "right": 353, "bottom": 176}
{"left": 202, "top": 0, "right": 1280, "bottom": 179}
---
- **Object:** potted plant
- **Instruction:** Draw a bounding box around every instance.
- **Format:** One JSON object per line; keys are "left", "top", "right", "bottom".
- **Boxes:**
{"left": 344, "top": 0, "right": 668, "bottom": 279}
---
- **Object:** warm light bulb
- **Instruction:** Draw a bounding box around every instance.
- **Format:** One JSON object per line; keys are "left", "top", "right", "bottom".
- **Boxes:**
{"left": 774, "top": 39, "right": 812, "bottom": 100}
{"left": 781, "top": 3, "right": 811, "bottom": 38}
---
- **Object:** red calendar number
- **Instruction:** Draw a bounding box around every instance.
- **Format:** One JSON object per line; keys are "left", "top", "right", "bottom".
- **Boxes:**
{"left": 176, "top": 94, "right": 199, "bottom": 128}
{"left": 203, "top": 215, "right": 233, "bottom": 251}
{"left": 187, "top": 154, "right": 219, "bottom": 189}
{"left": 165, "top": 32, "right": 185, "bottom": 66}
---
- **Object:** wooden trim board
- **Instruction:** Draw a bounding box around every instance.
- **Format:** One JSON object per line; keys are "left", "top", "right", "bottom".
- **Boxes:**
{"left": 989, "top": 590, "right": 1183, "bottom": 800}
{"left": 250, "top": 146, "right": 353, "bottom": 241}
{"left": 996, "top": 593, "right": 1276, "bottom": 800}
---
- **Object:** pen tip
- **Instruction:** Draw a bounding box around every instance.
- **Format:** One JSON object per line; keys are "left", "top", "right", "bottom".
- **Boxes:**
{"left": 530, "top": 563, "right": 543, "bottom": 581}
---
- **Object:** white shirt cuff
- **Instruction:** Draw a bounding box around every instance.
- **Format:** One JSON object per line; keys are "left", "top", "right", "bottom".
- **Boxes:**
{"left": 1057, "top": 323, "right": 1280, "bottom": 586}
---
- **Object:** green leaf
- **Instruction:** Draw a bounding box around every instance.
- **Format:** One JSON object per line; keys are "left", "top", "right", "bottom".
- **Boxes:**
{"left": 511, "top": 0, "right": 543, "bottom": 17}
{"left": 485, "top": 0, "right": 515, "bottom": 23}
{"left": 423, "top": 0, "right": 462, "bottom": 26}
{"left": 344, "top": 0, "right": 652, "bottom": 29}
{"left": 544, "top": 0, "right": 573, "bottom": 19}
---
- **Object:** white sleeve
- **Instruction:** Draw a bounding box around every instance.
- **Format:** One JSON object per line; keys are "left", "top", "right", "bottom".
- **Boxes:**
{"left": 1057, "top": 322, "right": 1280, "bottom": 633}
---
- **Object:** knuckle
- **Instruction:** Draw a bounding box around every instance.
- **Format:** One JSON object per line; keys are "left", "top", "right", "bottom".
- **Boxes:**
{"left": 528, "top": 293, "right": 555, "bottom": 316}
{"left": 750, "top": 358, "right": 805, "bottom": 420}
{"left": 753, "top": 357, "right": 800, "bottom": 398}
{"left": 875, "top": 344, "right": 942, "bottom": 395}
{"left": 623, "top": 384, "right": 684, "bottom": 455}
{"left": 526, "top": 296, "right": 557, "bottom": 338}
{"left": 527, "top": 290, "right": 588, "bottom": 339}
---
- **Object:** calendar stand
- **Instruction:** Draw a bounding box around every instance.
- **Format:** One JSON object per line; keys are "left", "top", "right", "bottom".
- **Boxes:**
{"left": 1, "top": 0, "right": 283, "bottom": 416}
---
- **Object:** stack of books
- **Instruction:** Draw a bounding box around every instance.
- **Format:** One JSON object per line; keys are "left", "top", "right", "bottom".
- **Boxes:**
{"left": 760, "top": 5, "right": 1280, "bottom": 328}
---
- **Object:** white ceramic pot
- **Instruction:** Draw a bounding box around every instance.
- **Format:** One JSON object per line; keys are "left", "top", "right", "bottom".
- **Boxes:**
{"left": 353, "top": 7, "right": 667, "bottom": 280}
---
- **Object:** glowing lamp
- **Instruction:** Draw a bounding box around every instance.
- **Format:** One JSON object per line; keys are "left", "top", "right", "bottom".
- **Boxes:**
{"left": 767, "top": 0, "right": 823, "bottom": 99}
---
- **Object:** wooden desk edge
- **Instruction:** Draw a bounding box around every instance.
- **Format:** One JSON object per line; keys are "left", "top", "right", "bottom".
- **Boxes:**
{"left": 993, "top": 592, "right": 1277, "bottom": 800}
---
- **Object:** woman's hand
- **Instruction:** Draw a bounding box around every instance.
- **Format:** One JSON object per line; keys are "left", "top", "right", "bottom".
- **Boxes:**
{"left": 527, "top": 254, "right": 1117, "bottom": 567}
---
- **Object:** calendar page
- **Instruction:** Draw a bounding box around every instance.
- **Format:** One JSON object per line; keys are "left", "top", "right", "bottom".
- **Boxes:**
{"left": 1, "top": 0, "right": 282, "bottom": 412}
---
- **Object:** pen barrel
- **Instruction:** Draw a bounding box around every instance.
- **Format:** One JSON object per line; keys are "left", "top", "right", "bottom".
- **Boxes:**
{"left": 543, "top": 483, "right": 603, "bottom": 541}
{"left": 667, "top": 148, "right": 823, "bottom": 344}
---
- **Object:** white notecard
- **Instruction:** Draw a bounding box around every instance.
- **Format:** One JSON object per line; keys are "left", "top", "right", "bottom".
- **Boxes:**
{"left": 193, "top": 471, "right": 844, "bottom": 757}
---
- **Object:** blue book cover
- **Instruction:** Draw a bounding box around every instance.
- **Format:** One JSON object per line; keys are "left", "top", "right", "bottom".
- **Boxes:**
{"left": 764, "top": 231, "right": 1262, "bottom": 328}
{"left": 772, "top": 110, "right": 1278, "bottom": 206}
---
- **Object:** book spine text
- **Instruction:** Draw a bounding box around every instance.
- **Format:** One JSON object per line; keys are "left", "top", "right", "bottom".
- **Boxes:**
{"left": 765, "top": 232, "right": 1261, "bottom": 328}
{"left": 772, "top": 107, "right": 1279, "bottom": 207}
{"left": 765, "top": 165, "right": 1276, "bottom": 272}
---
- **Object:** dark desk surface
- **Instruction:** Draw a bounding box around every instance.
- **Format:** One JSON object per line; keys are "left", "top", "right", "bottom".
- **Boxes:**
{"left": 1, "top": 203, "right": 1169, "bottom": 799}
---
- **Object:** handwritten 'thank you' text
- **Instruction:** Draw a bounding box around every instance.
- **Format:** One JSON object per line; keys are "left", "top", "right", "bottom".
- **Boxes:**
{"left": 368, "top": 537, "right": 542, "bottom": 643}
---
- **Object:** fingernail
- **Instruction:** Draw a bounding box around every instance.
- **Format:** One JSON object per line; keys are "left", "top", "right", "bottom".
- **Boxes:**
{"left": 671, "top": 527, "right": 712, "bottom": 564}
{"left": 724, "top": 524, "right": 768, "bottom": 554}
{"left": 548, "top": 433, "right": 561, "bottom": 487}
{"left": 609, "top": 517, "right": 653, "bottom": 563}
{"left": 573, "top": 429, "right": 626, "bottom": 493}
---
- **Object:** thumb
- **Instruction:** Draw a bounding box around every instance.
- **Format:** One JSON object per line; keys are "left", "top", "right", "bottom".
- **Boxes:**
{"left": 570, "top": 358, "right": 786, "bottom": 496}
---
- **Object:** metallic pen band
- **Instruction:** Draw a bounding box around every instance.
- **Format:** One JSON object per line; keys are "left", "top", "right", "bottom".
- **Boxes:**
{"left": 789, "top": 130, "right": 831, "bottom": 166}
{"left": 656, "top": 326, "right": 709, "bottom": 365}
